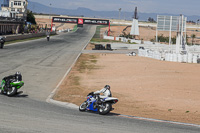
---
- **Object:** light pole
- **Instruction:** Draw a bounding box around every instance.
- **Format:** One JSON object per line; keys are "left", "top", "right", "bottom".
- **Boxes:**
{"left": 119, "top": 8, "right": 121, "bottom": 20}
{"left": 49, "top": 3, "right": 52, "bottom": 29}
{"left": 118, "top": 8, "right": 121, "bottom": 37}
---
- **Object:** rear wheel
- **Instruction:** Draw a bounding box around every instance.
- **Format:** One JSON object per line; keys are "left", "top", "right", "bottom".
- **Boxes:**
{"left": 0, "top": 89, "right": 4, "bottom": 94}
{"left": 0, "top": 42, "right": 4, "bottom": 49}
{"left": 79, "top": 101, "right": 88, "bottom": 111}
{"left": 99, "top": 102, "right": 112, "bottom": 115}
{"left": 7, "top": 87, "right": 17, "bottom": 97}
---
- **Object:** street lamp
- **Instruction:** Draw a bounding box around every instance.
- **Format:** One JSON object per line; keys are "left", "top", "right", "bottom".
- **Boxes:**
{"left": 119, "top": 8, "right": 121, "bottom": 20}
{"left": 49, "top": 3, "right": 52, "bottom": 29}
{"left": 118, "top": 8, "right": 122, "bottom": 37}
{"left": 49, "top": 3, "right": 52, "bottom": 19}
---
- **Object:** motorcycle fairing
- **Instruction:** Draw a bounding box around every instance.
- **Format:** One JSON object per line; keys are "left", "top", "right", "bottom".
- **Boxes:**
{"left": 86, "top": 96, "right": 98, "bottom": 112}
{"left": 0, "top": 80, "right": 5, "bottom": 91}
{"left": 87, "top": 101, "right": 98, "bottom": 112}
{"left": 10, "top": 81, "right": 24, "bottom": 89}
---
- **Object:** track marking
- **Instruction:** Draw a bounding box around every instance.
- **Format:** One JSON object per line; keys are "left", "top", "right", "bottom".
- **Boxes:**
{"left": 46, "top": 27, "right": 94, "bottom": 108}
{"left": 119, "top": 114, "right": 200, "bottom": 128}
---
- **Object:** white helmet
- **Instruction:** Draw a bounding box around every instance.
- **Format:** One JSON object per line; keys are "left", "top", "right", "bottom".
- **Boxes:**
{"left": 15, "top": 71, "right": 21, "bottom": 75}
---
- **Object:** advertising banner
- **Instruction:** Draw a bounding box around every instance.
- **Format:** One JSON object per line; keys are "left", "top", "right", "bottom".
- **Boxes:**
{"left": 78, "top": 18, "right": 84, "bottom": 24}
{"left": 83, "top": 19, "right": 109, "bottom": 25}
{"left": 53, "top": 17, "right": 109, "bottom": 25}
{"left": 53, "top": 17, "right": 78, "bottom": 23}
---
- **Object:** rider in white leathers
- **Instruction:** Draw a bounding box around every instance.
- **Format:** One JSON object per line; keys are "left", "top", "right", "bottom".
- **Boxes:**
{"left": 94, "top": 85, "right": 112, "bottom": 98}
{"left": 93, "top": 85, "right": 112, "bottom": 105}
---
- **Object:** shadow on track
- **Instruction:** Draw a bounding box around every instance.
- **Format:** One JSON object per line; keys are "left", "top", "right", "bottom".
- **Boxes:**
{"left": 106, "top": 112, "right": 121, "bottom": 116}
{"left": 12, "top": 91, "right": 28, "bottom": 98}
{"left": 12, "top": 94, "right": 28, "bottom": 98}
{"left": 0, "top": 91, "right": 28, "bottom": 98}
{"left": 81, "top": 110, "right": 121, "bottom": 116}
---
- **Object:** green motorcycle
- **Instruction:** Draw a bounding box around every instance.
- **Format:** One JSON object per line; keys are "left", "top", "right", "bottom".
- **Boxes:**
{"left": 0, "top": 72, "right": 24, "bottom": 97}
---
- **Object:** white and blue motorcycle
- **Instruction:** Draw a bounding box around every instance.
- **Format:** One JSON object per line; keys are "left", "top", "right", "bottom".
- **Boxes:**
{"left": 79, "top": 92, "right": 118, "bottom": 115}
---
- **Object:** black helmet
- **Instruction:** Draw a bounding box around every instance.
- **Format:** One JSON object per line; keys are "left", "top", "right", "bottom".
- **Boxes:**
{"left": 104, "top": 85, "right": 110, "bottom": 90}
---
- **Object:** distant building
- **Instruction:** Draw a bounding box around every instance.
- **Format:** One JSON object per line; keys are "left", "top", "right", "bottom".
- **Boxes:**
{"left": 1, "top": 0, "right": 28, "bottom": 20}
{"left": 0, "top": 10, "right": 10, "bottom": 17}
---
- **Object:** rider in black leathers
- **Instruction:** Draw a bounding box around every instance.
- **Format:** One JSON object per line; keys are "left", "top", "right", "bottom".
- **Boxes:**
{"left": 2, "top": 72, "right": 22, "bottom": 93}
{"left": 46, "top": 30, "right": 50, "bottom": 41}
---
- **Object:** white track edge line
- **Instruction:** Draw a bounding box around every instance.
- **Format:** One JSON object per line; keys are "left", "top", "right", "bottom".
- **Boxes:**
{"left": 46, "top": 27, "right": 93, "bottom": 108}
{"left": 119, "top": 114, "right": 200, "bottom": 128}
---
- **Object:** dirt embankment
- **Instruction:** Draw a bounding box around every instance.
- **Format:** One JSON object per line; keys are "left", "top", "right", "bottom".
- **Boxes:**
{"left": 54, "top": 53, "right": 200, "bottom": 125}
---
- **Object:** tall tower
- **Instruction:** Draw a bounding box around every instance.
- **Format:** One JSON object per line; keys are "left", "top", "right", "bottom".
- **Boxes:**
{"left": 130, "top": 7, "right": 140, "bottom": 37}
{"left": 134, "top": 7, "right": 138, "bottom": 19}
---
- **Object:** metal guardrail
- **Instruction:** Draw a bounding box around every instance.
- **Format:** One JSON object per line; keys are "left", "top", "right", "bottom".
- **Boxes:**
{"left": 0, "top": 17, "right": 24, "bottom": 22}
{"left": 5, "top": 31, "right": 57, "bottom": 42}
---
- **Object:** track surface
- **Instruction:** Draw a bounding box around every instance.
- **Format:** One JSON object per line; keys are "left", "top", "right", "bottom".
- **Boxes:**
{"left": 0, "top": 25, "right": 199, "bottom": 133}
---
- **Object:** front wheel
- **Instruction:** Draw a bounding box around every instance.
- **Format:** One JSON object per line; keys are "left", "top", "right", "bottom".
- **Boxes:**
{"left": 0, "top": 81, "right": 6, "bottom": 94}
{"left": 79, "top": 101, "right": 88, "bottom": 112}
{"left": 7, "top": 87, "right": 17, "bottom": 97}
{"left": 99, "top": 102, "right": 112, "bottom": 115}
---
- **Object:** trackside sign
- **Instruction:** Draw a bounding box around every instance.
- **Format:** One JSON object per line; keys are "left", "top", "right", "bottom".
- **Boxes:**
{"left": 53, "top": 17, "right": 78, "bottom": 23}
{"left": 78, "top": 18, "right": 84, "bottom": 24}
{"left": 83, "top": 19, "right": 109, "bottom": 25}
{"left": 52, "top": 17, "right": 109, "bottom": 25}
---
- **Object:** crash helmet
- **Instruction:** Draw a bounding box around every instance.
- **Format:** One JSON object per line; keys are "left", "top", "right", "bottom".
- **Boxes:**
{"left": 104, "top": 85, "right": 110, "bottom": 90}
{"left": 15, "top": 71, "right": 22, "bottom": 81}
{"left": 15, "top": 71, "right": 21, "bottom": 75}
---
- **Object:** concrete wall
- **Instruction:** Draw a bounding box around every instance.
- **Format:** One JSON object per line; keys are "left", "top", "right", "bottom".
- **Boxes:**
{"left": 5, "top": 31, "right": 56, "bottom": 42}
{"left": 0, "top": 19, "right": 25, "bottom": 35}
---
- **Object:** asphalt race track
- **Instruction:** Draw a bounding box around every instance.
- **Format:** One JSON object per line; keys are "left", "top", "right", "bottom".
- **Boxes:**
{"left": 0, "top": 25, "right": 199, "bottom": 133}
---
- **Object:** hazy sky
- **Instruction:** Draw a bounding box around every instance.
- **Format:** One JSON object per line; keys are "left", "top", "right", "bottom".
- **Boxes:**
{"left": 29, "top": 0, "right": 199, "bottom": 16}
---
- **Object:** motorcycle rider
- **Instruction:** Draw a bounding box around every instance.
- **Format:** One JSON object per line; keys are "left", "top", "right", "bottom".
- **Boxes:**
{"left": 46, "top": 30, "right": 50, "bottom": 41}
{"left": 1, "top": 72, "right": 22, "bottom": 93}
{"left": 93, "top": 85, "right": 112, "bottom": 106}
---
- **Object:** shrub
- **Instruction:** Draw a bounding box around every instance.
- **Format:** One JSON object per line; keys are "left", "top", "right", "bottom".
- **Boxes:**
{"left": 152, "top": 35, "right": 176, "bottom": 44}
